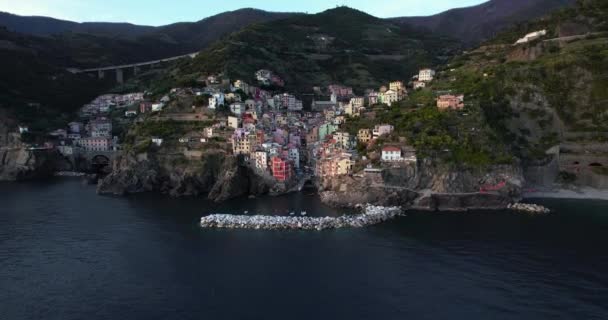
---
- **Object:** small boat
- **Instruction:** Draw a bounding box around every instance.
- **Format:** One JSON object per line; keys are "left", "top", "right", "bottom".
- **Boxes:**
{"left": 301, "top": 211, "right": 307, "bottom": 216}
{"left": 289, "top": 212, "right": 295, "bottom": 216}
{"left": 244, "top": 211, "right": 249, "bottom": 214}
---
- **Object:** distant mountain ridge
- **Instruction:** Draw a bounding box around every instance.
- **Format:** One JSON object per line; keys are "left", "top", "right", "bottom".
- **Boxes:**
{"left": 0, "top": 9, "right": 296, "bottom": 42}
{"left": 162, "top": 7, "right": 460, "bottom": 94}
{"left": 391, "top": 0, "right": 576, "bottom": 45}
{"left": 0, "top": 9, "right": 296, "bottom": 68}
{"left": 0, "top": 11, "right": 156, "bottom": 39}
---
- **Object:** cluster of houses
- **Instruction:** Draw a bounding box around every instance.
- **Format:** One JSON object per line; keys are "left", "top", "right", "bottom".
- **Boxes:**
{"left": 79, "top": 93, "right": 144, "bottom": 117}
{"left": 42, "top": 93, "right": 147, "bottom": 156}
{"left": 412, "top": 68, "right": 436, "bottom": 89}
{"left": 21, "top": 66, "right": 471, "bottom": 182}
{"left": 220, "top": 72, "right": 429, "bottom": 182}
{"left": 137, "top": 67, "right": 461, "bottom": 183}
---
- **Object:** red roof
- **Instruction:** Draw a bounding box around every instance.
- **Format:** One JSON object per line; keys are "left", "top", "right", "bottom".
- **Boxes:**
{"left": 382, "top": 146, "right": 401, "bottom": 152}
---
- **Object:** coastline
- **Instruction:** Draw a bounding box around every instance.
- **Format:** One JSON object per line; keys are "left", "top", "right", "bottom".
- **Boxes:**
{"left": 523, "top": 187, "right": 608, "bottom": 201}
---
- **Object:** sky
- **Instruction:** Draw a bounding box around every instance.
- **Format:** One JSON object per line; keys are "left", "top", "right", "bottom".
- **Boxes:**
{"left": 0, "top": 0, "right": 488, "bottom": 26}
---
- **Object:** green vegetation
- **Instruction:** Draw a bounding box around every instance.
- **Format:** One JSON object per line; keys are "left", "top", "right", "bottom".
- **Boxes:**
{"left": 343, "top": 91, "right": 513, "bottom": 167}
{"left": 154, "top": 7, "right": 460, "bottom": 94}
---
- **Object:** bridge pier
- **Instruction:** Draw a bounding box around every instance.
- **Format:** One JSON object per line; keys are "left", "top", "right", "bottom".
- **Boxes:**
{"left": 98, "top": 70, "right": 105, "bottom": 79}
{"left": 116, "top": 69, "right": 124, "bottom": 84}
{"left": 133, "top": 66, "right": 140, "bottom": 75}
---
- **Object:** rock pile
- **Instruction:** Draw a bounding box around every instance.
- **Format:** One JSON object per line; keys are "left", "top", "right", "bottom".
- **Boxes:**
{"left": 200, "top": 205, "right": 402, "bottom": 231}
{"left": 54, "top": 171, "right": 86, "bottom": 177}
{"left": 508, "top": 203, "right": 550, "bottom": 214}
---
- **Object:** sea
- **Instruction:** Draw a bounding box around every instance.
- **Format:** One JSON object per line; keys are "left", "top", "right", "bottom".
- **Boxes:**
{"left": 1, "top": 178, "right": 607, "bottom": 320}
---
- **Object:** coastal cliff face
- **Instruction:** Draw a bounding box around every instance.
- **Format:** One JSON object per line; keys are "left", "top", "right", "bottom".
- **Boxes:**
{"left": 319, "top": 160, "right": 523, "bottom": 211}
{"left": 0, "top": 148, "right": 64, "bottom": 181}
{"left": 0, "top": 115, "right": 69, "bottom": 181}
{"left": 97, "top": 151, "right": 276, "bottom": 201}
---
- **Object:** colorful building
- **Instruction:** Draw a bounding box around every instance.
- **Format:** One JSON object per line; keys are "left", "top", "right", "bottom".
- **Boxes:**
{"left": 271, "top": 157, "right": 292, "bottom": 182}
{"left": 437, "top": 94, "right": 465, "bottom": 110}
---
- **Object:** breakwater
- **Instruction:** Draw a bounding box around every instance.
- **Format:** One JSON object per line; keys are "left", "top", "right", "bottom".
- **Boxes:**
{"left": 508, "top": 203, "right": 551, "bottom": 214}
{"left": 200, "top": 205, "right": 402, "bottom": 230}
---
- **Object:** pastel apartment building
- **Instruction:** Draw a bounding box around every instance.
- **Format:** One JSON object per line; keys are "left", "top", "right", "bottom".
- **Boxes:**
{"left": 76, "top": 137, "right": 111, "bottom": 151}
{"left": 381, "top": 146, "right": 403, "bottom": 162}
{"left": 367, "top": 91, "right": 379, "bottom": 105}
{"left": 208, "top": 93, "right": 225, "bottom": 109}
{"left": 350, "top": 97, "right": 365, "bottom": 109}
{"left": 437, "top": 94, "right": 465, "bottom": 110}
{"left": 380, "top": 90, "right": 399, "bottom": 107}
{"left": 358, "top": 129, "right": 372, "bottom": 143}
{"left": 328, "top": 85, "right": 353, "bottom": 99}
{"left": 373, "top": 124, "right": 394, "bottom": 138}
{"left": 89, "top": 118, "right": 112, "bottom": 138}
{"left": 228, "top": 116, "right": 241, "bottom": 129}
{"left": 419, "top": 69, "right": 436, "bottom": 82}
{"left": 334, "top": 132, "right": 353, "bottom": 150}
{"left": 317, "top": 154, "right": 353, "bottom": 177}
{"left": 253, "top": 151, "right": 269, "bottom": 172}
{"left": 389, "top": 81, "right": 407, "bottom": 97}
{"left": 288, "top": 148, "right": 300, "bottom": 169}
{"left": 382, "top": 145, "right": 417, "bottom": 163}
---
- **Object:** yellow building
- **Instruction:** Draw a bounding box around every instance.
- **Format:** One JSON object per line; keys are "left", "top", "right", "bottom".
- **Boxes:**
{"left": 389, "top": 81, "right": 404, "bottom": 93}
{"left": 358, "top": 129, "right": 372, "bottom": 143}
{"left": 232, "top": 133, "right": 257, "bottom": 155}
{"left": 337, "top": 157, "right": 354, "bottom": 175}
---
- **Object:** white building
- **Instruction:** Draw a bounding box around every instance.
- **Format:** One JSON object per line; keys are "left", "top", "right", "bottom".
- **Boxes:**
{"left": 151, "top": 103, "right": 165, "bottom": 112}
{"left": 288, "top": 148, "right": 300, "bottom": 169}
{"left": 382, "top": 146, "right": 403, "bottom": 162}
{"left": 380, "top": 90, "right": 399, "bottom": 107}
{"left": 349, "top": 97, "right": 365, "bottom": 109}
{"left": 254, "top": 151, "right": 269, "bottom": 171}
{"left": 334, "top": 132, "right": 353, "bottom": 150}
{"left": 228, "top": 116, "right": 241, "bottom": 129}
{"left": 373, "top": 124, "right": 394, "bottom": 138}
{"left": 151, "top": 138, "right": 163, "bottom": 147}
{"left": 230, "top": 102, "right": 246, "bottom": 116}
{"left": 515, "top": 30, "right": 547, "bottom": 45}
{"left": 204, "top": 127, "right": 214, "bottom": 138}
{"left": 208, "top": 93, "right": 225, "bottom": 110}
{"left": 413, "top": 81, "right": 426, "bottom": 89}
{"left": 419, "top": 69, "right": 436, "bottom": 82}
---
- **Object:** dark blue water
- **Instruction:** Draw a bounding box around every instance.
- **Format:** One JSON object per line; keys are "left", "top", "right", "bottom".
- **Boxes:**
{"left": 1, "top": 179, "right": 607, "bottom": 320}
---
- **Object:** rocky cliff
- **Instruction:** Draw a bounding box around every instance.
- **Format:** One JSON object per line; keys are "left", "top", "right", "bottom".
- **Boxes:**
{"left": 97, "top": 151, "right": 277, "bottom": 201}
{"left": 0, "top": 114, "right": 69, "bottom": 181}
{"left": 0, "top": 147, "right": 65, "bottom": 181}
{"left": 319, "top": 160, "right": 523, "bottom": 211}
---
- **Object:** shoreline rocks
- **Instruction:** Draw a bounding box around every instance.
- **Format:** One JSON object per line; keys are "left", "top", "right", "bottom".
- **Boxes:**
{"left": 200, "top": 205, "right": 402, "bottom": 231}
{"left": 54, "top": 171, "right": 86, "bottom": 177}
{"left": 508, "top": 203, "right": 551, "bottom": 214}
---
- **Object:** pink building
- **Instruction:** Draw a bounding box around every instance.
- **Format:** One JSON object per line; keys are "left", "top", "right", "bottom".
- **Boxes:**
{"left": 437, "top": 95, "right": 465, "bottom": 110}
{"left": 328, "top": 85, "right": 353, "bottom": 99}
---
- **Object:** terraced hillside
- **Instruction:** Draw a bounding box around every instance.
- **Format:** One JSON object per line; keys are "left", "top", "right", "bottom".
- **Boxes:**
{"left": 168, "top": 7, "right": 460, "bottom": 93}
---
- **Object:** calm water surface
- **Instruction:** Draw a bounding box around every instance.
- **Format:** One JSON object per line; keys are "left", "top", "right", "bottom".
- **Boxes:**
{"left": 1, "top": 178, "right": 607, "bottom": 320}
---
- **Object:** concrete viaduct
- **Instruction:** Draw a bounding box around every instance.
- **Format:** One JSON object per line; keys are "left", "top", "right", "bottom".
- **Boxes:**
{"left": 67, "top": 52, "right": 200, "bottom": 83}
